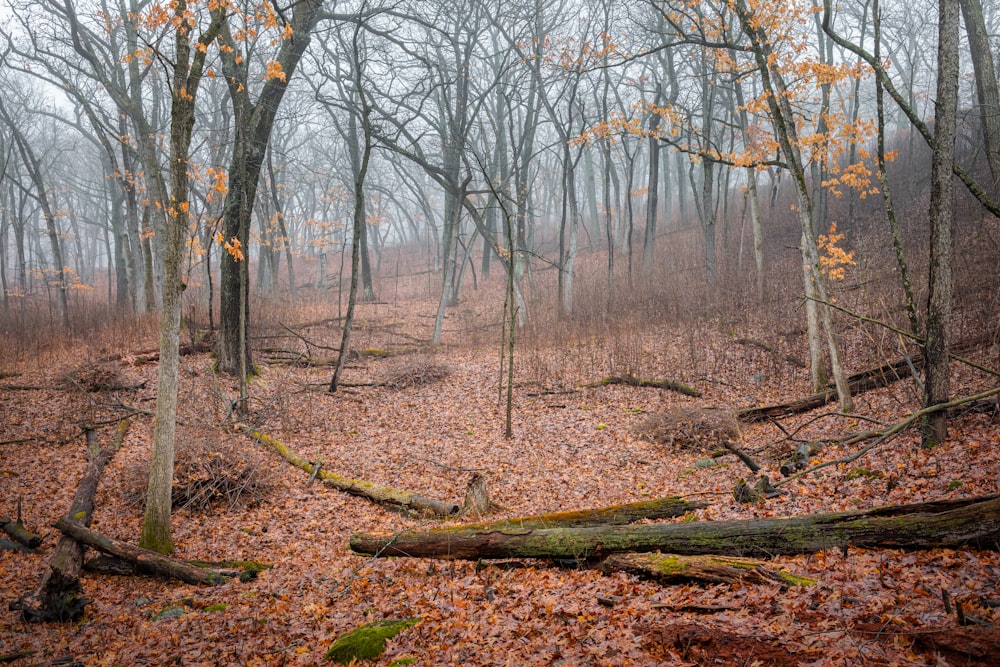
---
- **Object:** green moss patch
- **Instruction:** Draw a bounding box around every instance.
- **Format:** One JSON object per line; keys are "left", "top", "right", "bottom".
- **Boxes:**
{"left": 325, "top": 617, "right": 421, "bottom": 664}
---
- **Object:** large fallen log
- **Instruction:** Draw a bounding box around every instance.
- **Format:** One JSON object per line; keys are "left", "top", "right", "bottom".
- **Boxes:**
{"left": 53, "top": 520, "right": 227, "bottom": 585}
{"left": 350, "top": 495, "right": 1000, "bottom": 560}
{"left": 236, "top": 424, "right": 459, "bottom": 516}
{"left": 737, "top": 357, "right": 919, "bottom": 422}
{"left": 11, "top": 421, "right": 130, "bottom": 621}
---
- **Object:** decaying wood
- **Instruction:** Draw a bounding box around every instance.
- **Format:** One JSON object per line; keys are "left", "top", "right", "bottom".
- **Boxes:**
{"left": 53, "top": 520, "right": 227, "bottom": 585}
{"left": 737, "top": 335, "right": 994, "bottom": 423}
{"left": 773, "top": 388, "right": 1000, "bottom": 488}
{"left": 1, "top": 497, "right": 43, "bottom": 549}
{"left": 237, "top": 424, "right": 459, "bottom": 516}
{"left": 0, "top": 538, "right": 30, "bottom": 553}
{"left": 780, "top": 443, "right": 821, "bottom": 477}
{"left": 350, "top": 495, "right": 1000, "bottom": 560}
{"left": 585, "top": 375, "right": 702, "bottom": 397}
{"left": 11, "top": 420, "right": 130, "bottom": 621}
{"left": 264, "top": 354, "right": 338, "bottom": 368}
{"left": 131, "top": 340, "right": 212, "bottom": 364}
{"left": 600, "top": 552, "right": 815, "bottom": 587}
{"left": 0, "top": 650, "right": 35, "bottom": 664}
{"left": 451, "top": 496, "right": 708, "bottom": 532}
{"left": 1, "top": 518, "right": 43, "bottom": 549}
{"left": 459, "top": 473, "right": 498, "bottom": 517}
{"left": 721, "top": 440, "right": 760, "bottom": 473}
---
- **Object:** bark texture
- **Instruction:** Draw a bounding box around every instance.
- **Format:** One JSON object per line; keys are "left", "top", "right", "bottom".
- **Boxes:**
{"left": 452, "top": 496, "right": 707, "bottom": 532}
{"left": 922, "top": 0, "right": 961, "bottom": 447}
{"left": 54, "top": 520, "right": 227, "bottom": 586}
{"left": 350, "top": 496, "right": 1000, "bottom": 560}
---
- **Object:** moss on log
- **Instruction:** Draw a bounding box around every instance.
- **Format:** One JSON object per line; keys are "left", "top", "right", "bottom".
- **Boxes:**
{"left": 236, "top": 424, "right": 458, "bottom": 516}
{"left": 600, "top": 552, "right": 816, "bottom": 587}
{"left": 1, "top": 519, "right": 43, "bottom": 549}
{"left": 350, "top": 495, "right": 1000, "bottom": 560}
{"left": 440, "top": 496, "right": 706, "bottom": 533}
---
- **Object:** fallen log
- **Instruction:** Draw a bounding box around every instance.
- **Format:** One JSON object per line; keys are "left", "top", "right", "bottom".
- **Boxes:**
{"left": 448, "top": 496, "right": 707, "bottom": 532}
{"left": 600, "top": 552, "right": 815, "bottom": 587}
{"left": 1, "top": 518, "right": 43, "bottom": 550}
{"left": 721, "top": 441, "right": 760, "bottom": 473}
{"left": 53, "top": 520, "right": 227, "bottom": 585}
{"left": 131, "top": 340, "right": 212, "bottom": 364}
{"left": 0, "top": 538, "right": 31, "bottom": 553}
{"left": 236, "top": 424, "right": 459, "bottom": 516}
{"left": 737, "top": 335, "right": 992, "bottom": 423}
{"left": 1, "top": 497, "right": 43, "bottom": 549}
{"left": 585, "top": 375, "right": 702, "bottom": 397}
{"left": 11, "top": 420, "right": 130, "bottom": 621}
{"left": 350, "top": 495, "right": 1000, "bottom": 560}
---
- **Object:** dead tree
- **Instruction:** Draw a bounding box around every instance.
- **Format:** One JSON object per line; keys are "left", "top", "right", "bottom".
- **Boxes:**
{"left": 351, "top": 495, "right": 1000, "bottom": 560}
{"left": 11, "top": 421, "right": 129, "bottom": 621}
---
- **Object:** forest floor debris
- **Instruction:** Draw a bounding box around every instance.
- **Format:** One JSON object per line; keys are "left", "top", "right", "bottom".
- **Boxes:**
{"left": 2, "top": 291, "right": 999, "bottom": 665}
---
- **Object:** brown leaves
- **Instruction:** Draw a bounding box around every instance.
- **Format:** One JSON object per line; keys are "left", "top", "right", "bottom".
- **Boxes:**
{"left": 1, "top": 284, "right": 999, "bottom": 666}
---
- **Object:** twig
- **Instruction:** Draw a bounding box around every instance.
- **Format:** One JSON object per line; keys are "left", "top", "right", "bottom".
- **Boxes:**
{"left": 773, "top": 386, "right": 1000, "bottom": 488}
{"left": 280, "top": 323, "right": 341, "bottom": 352}
{"left": 783, "top": 411, "right": 889, "bottom": 441}
{"left": 805, "top": 297, "right": 1000, "bottom": 378}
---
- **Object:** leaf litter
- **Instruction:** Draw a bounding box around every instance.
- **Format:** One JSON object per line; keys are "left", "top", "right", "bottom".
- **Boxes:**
{"left": 1, "top": 285, "right": 998, "bottom": 666}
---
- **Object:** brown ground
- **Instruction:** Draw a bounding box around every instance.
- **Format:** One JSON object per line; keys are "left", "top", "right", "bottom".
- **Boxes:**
{"left": 1, "top": 268, "right": 999, "bottom": 666}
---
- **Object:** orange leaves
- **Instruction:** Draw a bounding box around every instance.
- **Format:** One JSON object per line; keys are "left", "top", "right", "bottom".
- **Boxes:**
{"left": 225, "top": 236, "right": 245, "bottom": 261}
{"left": 264, "top": 61, "right": 286, "bottom": 82}
{"left": 213, "top": 229, "right": 244, "bottom": 260}
{"left": 205, "top": 166, "right": 229, "bottom": 200}
{"left": 816, "top": 223, "right": 855, "bottom": 281}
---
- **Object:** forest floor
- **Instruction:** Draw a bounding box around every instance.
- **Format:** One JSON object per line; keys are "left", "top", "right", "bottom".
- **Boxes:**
{"left": 1, "top": 280, "right": 999, "bottom": 666}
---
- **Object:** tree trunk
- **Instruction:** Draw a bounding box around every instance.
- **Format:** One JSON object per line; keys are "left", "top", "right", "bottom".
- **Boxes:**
{"left": 139, "top": 4, "right": 226, "bottom": 555}
{"left": 12, "top": 422, "right": 129, "bottom": 621}
{"left": 922, "top": 0, "right": 961, "bottom": 446}
{"left": 331, "top": 76, "right": 372, "bottom": 393}
{"left": 0, "top": 107, "right": 70, "bottom": 330}
{"left": 959, "top": 0, "right": 1000, "bottom": 193}
{"left": 216, "top": 0, "right": 324, "bottom": 375}
{"left": 350, "top": 496, "right": 1000, "bottom": 560}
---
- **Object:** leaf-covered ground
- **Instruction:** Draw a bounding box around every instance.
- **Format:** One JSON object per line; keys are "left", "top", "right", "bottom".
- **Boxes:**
{"left": 2, "top": 277, "right": 999, "bottom": 666}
